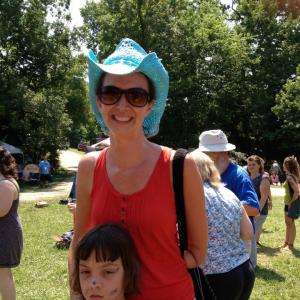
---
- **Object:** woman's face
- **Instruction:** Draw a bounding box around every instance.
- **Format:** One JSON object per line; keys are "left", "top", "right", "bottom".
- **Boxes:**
{"left": 247, "top": 160, "right": 260, "bottom": 174}
{"left": 79, "top": 251, "right": 125, "bottom": 300}
{"left": 96, "top": 73, "right": 153, "bottom": 137}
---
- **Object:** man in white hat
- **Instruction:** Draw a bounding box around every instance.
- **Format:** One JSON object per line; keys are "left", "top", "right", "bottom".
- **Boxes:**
{"left": 194, "top": 129, "right": 259, "bottom": 268}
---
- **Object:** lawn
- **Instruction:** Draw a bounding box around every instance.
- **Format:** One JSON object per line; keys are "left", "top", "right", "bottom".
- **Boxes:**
{"left": 14, "top": 188, "right": 300, "bottom": 299}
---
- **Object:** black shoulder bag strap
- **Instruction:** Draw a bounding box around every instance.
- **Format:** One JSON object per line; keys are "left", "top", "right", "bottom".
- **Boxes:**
{"left": 172, "top": 149, "right": 217, "bottom": 300}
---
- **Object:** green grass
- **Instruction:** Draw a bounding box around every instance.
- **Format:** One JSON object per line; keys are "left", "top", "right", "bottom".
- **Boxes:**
{"left": 13, "top": 190, "right": 300, "bottom": 299}
{"left": 250, "top": 192, "right": 300, "bottom": 300}
{"left": 14, "top": 198, "right": 72, "bottom": 299}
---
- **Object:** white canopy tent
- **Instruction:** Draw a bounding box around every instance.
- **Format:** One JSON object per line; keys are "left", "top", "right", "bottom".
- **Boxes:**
{"left": 0, "top": 141, "right": 23, "bottom": 154}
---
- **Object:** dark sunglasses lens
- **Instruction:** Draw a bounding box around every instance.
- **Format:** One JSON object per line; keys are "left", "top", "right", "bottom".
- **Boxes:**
{"left": 126, "top": 89, "right": 150, "bottom": 107}
{"left": 100, "top": 87, "right": 121, "bottom": 105}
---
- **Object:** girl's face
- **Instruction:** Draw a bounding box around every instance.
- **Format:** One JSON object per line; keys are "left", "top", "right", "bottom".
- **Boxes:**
{"left": 96, "top": 73, "right": 153, "bottom": 138}
{"left": 247, "top": 160, "right": 260, "bottom": 174}
{"left": 79, "top": 251, "right": 125, "bottom": 300}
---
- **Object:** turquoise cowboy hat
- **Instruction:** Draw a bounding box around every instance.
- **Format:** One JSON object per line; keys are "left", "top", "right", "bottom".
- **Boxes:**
{"left": 87, "top": 38, "right": 169, "bottom": 137}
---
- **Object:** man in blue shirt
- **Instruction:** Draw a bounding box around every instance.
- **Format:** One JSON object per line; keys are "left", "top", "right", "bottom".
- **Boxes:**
{"left": 197, "top": 129, "right": 259, "bottom": 268}
{"left": 39, "top": 156, "right": 51, "bottom": 187}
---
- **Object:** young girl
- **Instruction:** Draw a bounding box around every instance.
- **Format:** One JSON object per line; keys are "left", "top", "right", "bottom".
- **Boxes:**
{"left": 72, "top": 223, "right": 140, "bottom": 300}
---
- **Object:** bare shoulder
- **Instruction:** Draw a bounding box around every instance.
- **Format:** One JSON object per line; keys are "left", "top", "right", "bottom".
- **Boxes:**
{"left": 0, "top": 179, "right": 18, "bottom": 192}
{"left": 78, "top": 151, "right": 100, "bottom": 171}
{"left": 0, "top": 179, "right": 18, "bottom": 200}
{"left": 287, "top": 174, "right": 297, "bottom": 183}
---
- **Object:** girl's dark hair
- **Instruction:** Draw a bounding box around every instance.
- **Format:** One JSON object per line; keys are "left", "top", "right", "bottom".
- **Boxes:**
{"left": 0, "top": 147, "right": 18, "bottom": 180}
{"left": 247, "top": 155, "right": 263, "bottom": 174}
{"left": 73, "top": 223, "right": 140, "bottom": 298}
{"left": 284, "top": 156, "right": 300, "bottom": 178}
{"left": 96, "top": 72, "right": 155, "bottom": 101}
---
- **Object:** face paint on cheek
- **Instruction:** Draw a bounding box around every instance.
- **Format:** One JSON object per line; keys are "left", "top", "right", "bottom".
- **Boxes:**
{"left": 110, "top": 288, "right": 118, "bottom": 295}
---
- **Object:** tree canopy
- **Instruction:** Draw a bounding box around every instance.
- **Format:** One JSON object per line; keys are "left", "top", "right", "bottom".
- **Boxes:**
{"left": 1, "top": 0, "right": 300, "bottom": 163}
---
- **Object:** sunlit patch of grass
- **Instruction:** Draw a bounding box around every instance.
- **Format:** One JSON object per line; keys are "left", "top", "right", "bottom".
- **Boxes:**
{"left": 251, "top": 192, "right": 300, "bottom": 300}
{"left": 14, "top": 198, "right": 72, "bottom": 299}
{"left": 13, "top": 190, "right": 300, "bottom": 299}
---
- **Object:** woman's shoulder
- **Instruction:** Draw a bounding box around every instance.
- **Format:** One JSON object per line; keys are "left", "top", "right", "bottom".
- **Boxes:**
{"left": 78, "top": 150, "right": 103, "bottom": 175}
{"left": 286, "top": 173, "right": 298, "bottom": 183}
{"left": 0, "top": 178, "right": 19, "bottom": 198}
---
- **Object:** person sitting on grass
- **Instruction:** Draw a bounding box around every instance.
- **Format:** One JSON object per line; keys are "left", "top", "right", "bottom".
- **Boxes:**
{"left": 72, "top": 223, "right": 140, "bottom": 300}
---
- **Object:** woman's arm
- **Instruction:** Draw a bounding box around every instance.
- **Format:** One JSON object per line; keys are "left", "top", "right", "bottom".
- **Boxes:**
{"left": 287, "top": 175, "right": 299, "bottom": 203}
{"left": 183, "top": 154, "right": 208, "bottom": 268}
{"left": 259, "top": 178, "right": 270, "bottom": 210}
{"left": 68, "top": 152, "right": 97, "bottom": 294}
{"left": 0, "top": 181, "right": 17, "bottom": 217}
{"left": 240, "top": 206, "right": 253, "bottom": 240}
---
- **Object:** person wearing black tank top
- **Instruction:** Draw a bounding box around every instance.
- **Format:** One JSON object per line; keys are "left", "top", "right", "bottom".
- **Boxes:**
{"left": 282, "top": 156, "right": 300, "bottom": 251}
{"left": 0, "top": 146, "right": 23, "bottom": 300}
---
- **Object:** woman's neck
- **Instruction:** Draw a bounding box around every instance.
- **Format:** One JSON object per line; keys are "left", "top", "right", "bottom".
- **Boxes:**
{"left": 107, "top": 134, "right": 158, "bottom": 169}
{"left": 250, "top": 170, "right": 260, "bottom": 178}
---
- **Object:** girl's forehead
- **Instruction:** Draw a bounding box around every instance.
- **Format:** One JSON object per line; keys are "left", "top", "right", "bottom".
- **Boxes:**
{"left": 80, "top": 254, "right": 122, "bottom": 266}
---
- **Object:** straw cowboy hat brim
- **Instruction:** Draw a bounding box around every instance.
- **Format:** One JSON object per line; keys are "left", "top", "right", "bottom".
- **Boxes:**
{"left": 88, "top": 38, "right": 169, "bottom": 137}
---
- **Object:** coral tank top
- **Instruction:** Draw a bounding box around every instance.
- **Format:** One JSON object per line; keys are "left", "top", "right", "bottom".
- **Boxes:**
{"left": 88, "top": 147, "right": 194, "bottom": 300}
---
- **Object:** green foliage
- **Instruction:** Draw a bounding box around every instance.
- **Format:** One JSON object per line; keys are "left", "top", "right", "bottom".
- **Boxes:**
{"left": 19, "top": 90, "right": 72, "bottom": 162}
{"left": 0, "top": 0, "right": 96, "bottom": 162}
{"left": 79, "top": 0, "right": 254, "bottom": 149}
{"left": 232, "top": 0, "right": 300, "bottom": 156}
{"left": 272, "top": 65, "right": 300, "bottom": 152}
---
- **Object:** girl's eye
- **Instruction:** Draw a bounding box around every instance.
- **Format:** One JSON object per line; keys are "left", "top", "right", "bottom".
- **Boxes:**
{"left": 104, "top": 268, "right": 118, "bottom": 275}
{"left": 80, "top": 270, "right": 90, "bottom": 275}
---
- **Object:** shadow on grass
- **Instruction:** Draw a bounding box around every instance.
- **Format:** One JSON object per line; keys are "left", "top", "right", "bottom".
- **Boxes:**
{"left": 291, "top": 247, "right": 300, "bottom": 258}
{"left": 257, "top": 244, "right": 281, "bottom": 257}
{"left": 255, "top": 265, "right": 285, "bottom": 282}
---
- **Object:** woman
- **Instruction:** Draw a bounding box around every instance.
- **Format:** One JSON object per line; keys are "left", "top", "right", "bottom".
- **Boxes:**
{"left": 69, "top": 38, "right": 208, "bottom": 300}
{"left": 191, "top": 150, "right": 255, "bottom": 300}
{"left": 0, "top": 146, "right": 23, "bottom": 300}
{"left": 247, "top": 155, "right": 271, "bottom": 246}
{"left": 282, "top": 156, "right": 300, "bottom": 251}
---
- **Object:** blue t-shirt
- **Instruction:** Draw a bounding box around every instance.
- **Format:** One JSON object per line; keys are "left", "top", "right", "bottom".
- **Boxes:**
{"left": 221, "top": 162, "right": 259, "bottom": 211}
{"left": 39, "top": 160, "right": 50, "bottom": 175}
{"left": 201, "top": 182, "right": 249, "bottom": 274}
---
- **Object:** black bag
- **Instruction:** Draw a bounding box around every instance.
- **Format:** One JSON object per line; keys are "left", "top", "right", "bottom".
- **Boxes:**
{"left": 172, "top": 149, "right": 217, "bottom": 300}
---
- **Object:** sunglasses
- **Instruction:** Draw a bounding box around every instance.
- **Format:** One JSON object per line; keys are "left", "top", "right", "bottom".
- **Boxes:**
{"left": 98, "top": 86, "right": 152, "bottom": 107}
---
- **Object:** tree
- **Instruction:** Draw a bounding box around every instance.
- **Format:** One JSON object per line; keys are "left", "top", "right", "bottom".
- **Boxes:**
{"left": 232, "top": 0, "right": 300, "bottom": 157}
{"left": 79, "top": 0, "right": 253, "bottom": 149}
{"left": 272, "top": 64, "right": 300, "bottom": 154}
{"left": 0, "top": 0, "right": 91, "bottom": 163}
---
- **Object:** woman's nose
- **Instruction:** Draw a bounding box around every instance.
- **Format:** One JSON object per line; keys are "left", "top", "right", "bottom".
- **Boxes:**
{"left": 116, "top": 94, "right": 129, "bottom": 107}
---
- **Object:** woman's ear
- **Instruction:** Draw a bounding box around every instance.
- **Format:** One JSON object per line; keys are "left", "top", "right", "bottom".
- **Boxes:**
{"left": 145, "top": 100, "right": 154, "bottom": 116}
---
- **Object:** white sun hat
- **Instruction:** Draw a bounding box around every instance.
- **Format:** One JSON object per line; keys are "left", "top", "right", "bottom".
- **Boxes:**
{"left": 198, "top": 129, "right": 236, "bottom": 152}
